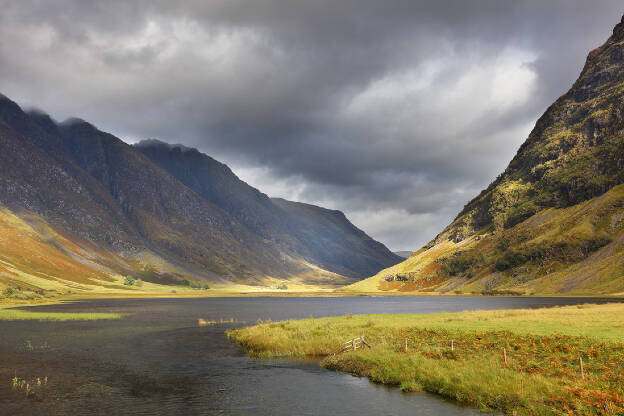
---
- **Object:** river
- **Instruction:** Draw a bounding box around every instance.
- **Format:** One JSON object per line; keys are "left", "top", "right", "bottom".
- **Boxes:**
{"left": 0, "top": 296, "right": 616, "bottom": 415}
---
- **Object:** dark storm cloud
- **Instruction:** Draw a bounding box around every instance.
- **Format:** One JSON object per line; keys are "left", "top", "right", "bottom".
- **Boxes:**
{"left": 0, "top": 0, "right": 622, "bottom": 250}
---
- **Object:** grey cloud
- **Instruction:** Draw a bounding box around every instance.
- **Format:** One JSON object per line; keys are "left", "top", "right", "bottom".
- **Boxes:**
{"left": 0, "top": 0, "right": 622, "bottom": 250}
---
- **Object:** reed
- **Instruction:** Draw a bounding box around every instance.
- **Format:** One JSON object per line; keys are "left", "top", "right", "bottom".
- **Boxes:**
{"left": 0, "top": 305, "right": 123, "bottom": 321}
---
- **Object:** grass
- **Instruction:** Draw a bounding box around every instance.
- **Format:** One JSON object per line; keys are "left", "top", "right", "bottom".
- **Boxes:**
{"left": 347, "top": 184, "right": 624, "bottom": 296}
{"left": 228, "top": 303, "right": 624, "bottom": 415}
{"left": 11, "top": 375, "right": 48, "bottom": 397}
{"left": 0, "top": 304, "right": 123, "bottom": 321}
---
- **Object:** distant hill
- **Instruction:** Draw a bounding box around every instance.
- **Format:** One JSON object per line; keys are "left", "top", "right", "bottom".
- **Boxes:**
{"left": 393, "top": 251, "right": 413, "bottom": 259}
{"left": 348, "top": 15, "right": 624, "bottom": 295}
{"left": 0, "top": 95, "right": 401, "bottom": 296}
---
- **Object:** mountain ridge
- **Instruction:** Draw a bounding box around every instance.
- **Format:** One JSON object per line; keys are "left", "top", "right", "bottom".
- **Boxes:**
{"left": 0, "top": 95, "right": 401, "bottom": 298}
{"left": 134, "top": 138, "right": 402, "bottom": 279}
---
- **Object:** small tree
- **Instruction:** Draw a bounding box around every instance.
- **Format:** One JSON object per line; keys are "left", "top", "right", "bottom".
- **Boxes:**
{"left": 123, "top": 276, "right": 135, "bottom": 286}
{"left": 2, "top": 287, "right": 15, "bottom": 298}
{"left": 135, "top": 278, "right": 143, "bottom": 287}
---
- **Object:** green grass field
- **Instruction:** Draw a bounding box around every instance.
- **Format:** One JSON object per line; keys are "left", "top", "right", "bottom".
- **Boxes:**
{"left": 228, "top": 303, "right": 624, "bottom": 415}
{"left": 0, "top": 304, "right": 123, "bottom": 321}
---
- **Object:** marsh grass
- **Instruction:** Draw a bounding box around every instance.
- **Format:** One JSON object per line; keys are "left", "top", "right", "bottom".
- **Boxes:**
{"left": 228, "top": 303, "right": 624, "bottom": 415}
{"left": 11, "top": 375, "right": 48, "bottom": 397}
{"left": 0, "top": 305, "right": 123, "bottom": 321}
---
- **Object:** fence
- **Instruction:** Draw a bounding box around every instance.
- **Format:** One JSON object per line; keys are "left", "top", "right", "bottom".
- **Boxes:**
{"left": 401, "top": 337, "right": 589, "bottom": 379}
{"left": 333, "top": 335, "right": 373, "bottom": 355}
{"left": 333, "top": 335, "right": 589, "bottom": 379}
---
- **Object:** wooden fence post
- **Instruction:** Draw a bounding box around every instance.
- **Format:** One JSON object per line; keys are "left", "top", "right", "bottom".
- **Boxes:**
{"left": 405, "top": 338, "right": 408, "bottom": 353}
{"left": 451, "top": 340, "right": 454, "bottom": 351}
{"left": 580, "top": 356, "right": 584, "bottom": 380}
{"left": 503, "top": 348, "right": 507, "bottom": 366}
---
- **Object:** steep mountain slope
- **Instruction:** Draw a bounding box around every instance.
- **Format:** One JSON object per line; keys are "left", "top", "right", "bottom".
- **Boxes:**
{"left": 271, "top": 198, "right": 402, "bottom": 278}
{"left": 135, "top": 139, "right": 402, "bottom": 279}
{"left": 134, "top": 140, "right": 287, "bottom": 240}
{"left": 0, "top": 110, "right": 134, "bottom": 294}
{"left": 0, "top": 94, "right": 400, "bottom": 297}
{"left": 349, "top": 15, "right": 624, "bottom": 295}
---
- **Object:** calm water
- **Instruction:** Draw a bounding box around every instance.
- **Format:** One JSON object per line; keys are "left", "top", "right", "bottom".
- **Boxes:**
{"left": 0, "top": 296, "right": 617, "bottom": 415}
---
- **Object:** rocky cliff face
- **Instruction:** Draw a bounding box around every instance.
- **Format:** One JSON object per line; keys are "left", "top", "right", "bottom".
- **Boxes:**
{"left": 0, "top": 95, "right": 401, "bottom": 291}
{"left": 349, "top": 15, "right": 624, "bottom": 295}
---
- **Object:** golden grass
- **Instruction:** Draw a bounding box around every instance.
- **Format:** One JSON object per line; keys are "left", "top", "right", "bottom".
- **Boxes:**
{"left": 347, "top": 184, "right": 624, "bottom": 296}
{"left": 228, "top": 303, "right": 624, "bottom": 415}
{"left": 0, "top": 304, "right": 123, "bottom": 321}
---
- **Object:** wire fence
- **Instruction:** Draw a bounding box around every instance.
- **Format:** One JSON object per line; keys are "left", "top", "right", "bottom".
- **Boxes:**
{"left": 334, "top": 335, "right": 615, "bottom": 381}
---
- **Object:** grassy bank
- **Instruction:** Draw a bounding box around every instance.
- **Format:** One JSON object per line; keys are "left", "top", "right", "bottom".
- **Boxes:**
{"left": 228, "top": 303, "right": 624, "bottom": 415}
{"left": 0, "top": 304, "right": 123, "bottom": 321}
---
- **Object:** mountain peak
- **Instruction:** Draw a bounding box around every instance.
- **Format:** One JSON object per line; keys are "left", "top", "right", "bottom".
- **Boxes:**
{"left": 135, "top": 138, "right": 196, "bottom": 153}
{"left": 616, "top": 14, "right": 624, "bottom": 35}
{"left": 27, "top": 108, "right": 56, "bottom": 123}
{"left": 0, "top": 92, "right": 25, "bottom": 117}
{"left": 60, "top": 117, "right": 93, "bottom": 128}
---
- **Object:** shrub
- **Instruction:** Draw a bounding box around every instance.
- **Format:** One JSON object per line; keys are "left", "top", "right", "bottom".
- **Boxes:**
{"left": 276, "top": 283, "right": 288, "bottom": 290}
{"left": 186, "top": 280, "right": 210, "bottom": 289}
{"left": 481, "top": 289, "right": 524, "bottom": 296}
{"left": 585, "top": 235, "right": 613, "bottom": 252}
{"left": 123, "top": 276, "right": 135, "bottom": 286}
{"left": 496, "top": 237, "right": 511, "bottom": 252}
{"left": 2, "top": 287, "right": 15, "bottom": 298}
{"left": 495, "top": 251, "right": 527, "bottom": 271}
{"left": 443, "top": 257, "right": 474, "bottom": 276}
{"left": 135, "top": 278, "right": 143, "bottom": 287}
{"left": 504, "top": 202, "right": 538, "bottom": 228}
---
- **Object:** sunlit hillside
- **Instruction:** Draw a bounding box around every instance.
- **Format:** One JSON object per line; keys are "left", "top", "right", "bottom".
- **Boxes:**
{"left": 348, "top": 19, "right": 624, "bottom": 295}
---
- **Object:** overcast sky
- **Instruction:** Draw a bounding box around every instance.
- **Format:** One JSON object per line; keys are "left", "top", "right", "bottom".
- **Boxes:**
{"left": 0, "top": 1, "right": 622, "bottom": 251}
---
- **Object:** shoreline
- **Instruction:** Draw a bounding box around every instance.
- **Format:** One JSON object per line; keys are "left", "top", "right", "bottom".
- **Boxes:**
{"left": 228, "top": 303, "right": 624, "bottom": 415}
{"left": 2, "top": 291, "right": 623, "bottom": 321}
{"left": 3, "top": 289, "right": 623, "bottom": 307}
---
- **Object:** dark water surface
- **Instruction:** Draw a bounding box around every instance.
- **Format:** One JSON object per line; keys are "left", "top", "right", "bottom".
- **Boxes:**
{"left": 0, "top": 296, "right": 617, "bottom": 415}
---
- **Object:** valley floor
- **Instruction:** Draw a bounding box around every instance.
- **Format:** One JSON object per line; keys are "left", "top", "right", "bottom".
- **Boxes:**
{"left": 228, "top": 303, "right": 624, "bottom": 415}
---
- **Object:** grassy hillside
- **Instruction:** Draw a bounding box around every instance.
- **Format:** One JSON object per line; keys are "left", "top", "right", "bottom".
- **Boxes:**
{"left": 348, "top": 16, "right": 624, "bottom": 296}
{"left": 347, "top": 184, "right": 624, "bottom": 295}
{"left": 0, "top": 197, "right": 352, "bottom": 301}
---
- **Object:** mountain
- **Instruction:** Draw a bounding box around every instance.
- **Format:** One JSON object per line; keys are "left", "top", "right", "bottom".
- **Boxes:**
{"left": 393, "top": 251, "right": 413, "bottom": 259}
{"left": 0, "top": 94, "right": 401, "bottom": 297}
{"left": 134, "top": 139, "right": 402, "bottom": 279}
{"left": 349, "top": 15, "right": 624, "bottom": 295}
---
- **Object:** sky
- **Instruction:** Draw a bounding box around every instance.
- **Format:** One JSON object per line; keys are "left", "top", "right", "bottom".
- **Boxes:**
{"left": 0, "top": 1, "right": 622, "bottom": 251}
